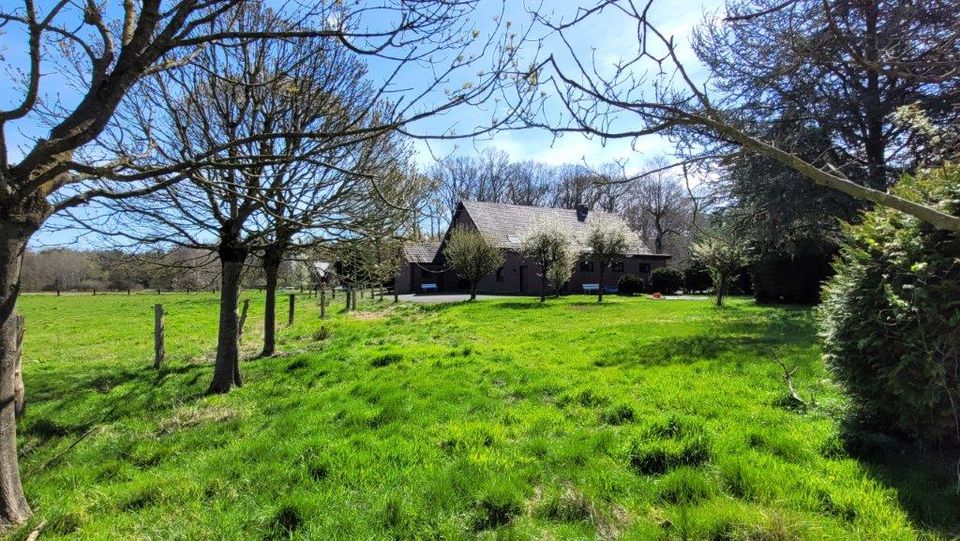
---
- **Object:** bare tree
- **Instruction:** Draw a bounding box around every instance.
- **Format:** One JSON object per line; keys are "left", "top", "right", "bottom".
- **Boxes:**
{"left": 515, "top": 0, "right": 960, "bottom": 232}
{"left": 0, "top": 0, "right": 525, "bottom": 522}
{"left": 622, "top": 159, "right": 694, "bottom": 255}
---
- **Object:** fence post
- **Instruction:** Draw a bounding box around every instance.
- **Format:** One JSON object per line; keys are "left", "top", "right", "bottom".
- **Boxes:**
{"left": 154, "top": 304, "right": 165, "bottom": 369}
{"left": 238, "top": 299, "right": 251, "bottom": 342}
{"left": 320, "top": 289, "right": 327, "bottom": 319}
{"left": 288, "top": 294, "right": 296, "bottom": 326}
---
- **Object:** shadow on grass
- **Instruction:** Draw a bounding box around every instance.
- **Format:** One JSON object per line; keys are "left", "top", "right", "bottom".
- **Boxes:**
{"left": 496, "top": 302, "right": 550, "bottom": 310}
{"left": 594, "top": 310, "right": 816, "bottom": 368}
{"left": 24, "top": 361, "right": 211, "bottom": 448}
{"left": 844, "top": 434, "right": 960, "bottom": 536}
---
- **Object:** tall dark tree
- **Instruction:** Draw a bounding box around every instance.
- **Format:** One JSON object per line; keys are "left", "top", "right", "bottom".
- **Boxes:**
{"left": 515, "top": 0, "right": 960, "bottom": 231}
{"left": 693, "top": 0, "right": 960, "bottom": 190}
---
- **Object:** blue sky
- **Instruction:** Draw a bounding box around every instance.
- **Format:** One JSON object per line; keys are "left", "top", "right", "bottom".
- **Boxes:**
{"left": 397, "top": 0, "right": 725, "bottom": 170}
{"left": 0, "top": 0, "right": 725, "bottom": 247}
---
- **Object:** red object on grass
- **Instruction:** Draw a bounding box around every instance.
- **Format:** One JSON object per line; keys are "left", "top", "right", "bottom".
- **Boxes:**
{"left": 651, "top": 292, "right": 663, "bottom": 299}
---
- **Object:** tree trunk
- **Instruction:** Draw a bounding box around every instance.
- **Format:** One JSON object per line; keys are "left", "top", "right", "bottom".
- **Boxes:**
{"left": 540, "top": 273, "right": 546, "bottom": 303}
{"left": 208, "top": 245, "right": 247, "bottom": 394}
{"left": 261, "top": 258, "right": 280, "bottom": 357}
{"left": 716, "top": 277, "right": 727, "bottom": 307}
{"left": 0, "top": 221, "right": 34, "bottom": 524}
{"left": 470, "top": 283, "right": 477, "bottom": 301}
{"left": 597, "top": 268, "right": 605, "bottom": 303}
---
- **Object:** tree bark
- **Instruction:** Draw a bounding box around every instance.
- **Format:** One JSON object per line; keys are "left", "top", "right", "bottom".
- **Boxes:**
{"left": 260, "top": 253, "right": 281, "bottom": 357}
{"left": 0, "top": 220, "right": 34, "bottom": 524}
{"left": 716, "top": 277, "right": 727, "bottom": 307}
{"left": 540, "top": 272, "right": 546, "bottom": 303}
{"left": 208, "top": 245, "right": 247, "bottom": 394}
{"left": 597, "top": 267, "right": 605, "bottom": 303}
{"left": 470, "top": 283, "right": 477, "bottom": 301}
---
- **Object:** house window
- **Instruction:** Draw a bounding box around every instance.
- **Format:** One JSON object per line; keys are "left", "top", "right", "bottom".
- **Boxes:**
{"left": 579, "top": 260, "right": 594, "bottom": 272}
{"left": 612, "top": 261, "right": 624, "bottom": 272}
{"left": 496, "top": 267, "right": 504, "bottom": 282}
{"left": 639, "top": 263, "right": 651, "bottom": 273}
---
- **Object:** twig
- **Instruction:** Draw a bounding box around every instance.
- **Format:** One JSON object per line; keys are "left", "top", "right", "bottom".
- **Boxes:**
{"left": 25, "top": 520, "right": 46, "bottom": 541}
{"left": 775, "top": 358, "right": 808, "bottom": 409}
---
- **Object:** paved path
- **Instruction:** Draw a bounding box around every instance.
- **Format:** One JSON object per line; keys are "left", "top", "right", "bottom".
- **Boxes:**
{"left": 396, "top": 293, "right": 513, "bottom": 304}
{"left": 396, "top": 293, "right": 711, "bottom": 304}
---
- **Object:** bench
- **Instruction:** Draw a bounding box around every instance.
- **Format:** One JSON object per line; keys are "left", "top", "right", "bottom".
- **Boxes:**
{"left": 604, "top": 285, "right": 619, "bottom": 294}
{"left": 421, "top": 283, "right": 438, "bottom": 293}
{"left": 582, "top": 283, "right": 599, "bottom": 293}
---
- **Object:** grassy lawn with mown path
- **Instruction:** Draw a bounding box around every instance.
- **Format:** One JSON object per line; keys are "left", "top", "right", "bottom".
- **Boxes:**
{"left": 9, "top": 292, "right": 959, "bottom": 539}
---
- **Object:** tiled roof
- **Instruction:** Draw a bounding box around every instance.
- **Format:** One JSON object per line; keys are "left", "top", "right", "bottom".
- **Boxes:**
{"left": 403, "top": 242, "right": 441, "bottom": 263}
{"left": 459, "top": 201, "right": 661, "bottom": 256}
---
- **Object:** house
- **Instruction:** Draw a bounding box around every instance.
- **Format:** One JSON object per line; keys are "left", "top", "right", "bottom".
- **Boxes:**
{"left": 396, "top": 201, "right": 670, "bottom": 295}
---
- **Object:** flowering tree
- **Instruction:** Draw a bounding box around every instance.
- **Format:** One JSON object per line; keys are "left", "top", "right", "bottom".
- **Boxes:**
{"left": 521, "top": 219, "right": 574, "bottom": 302}
{"left": 443, "top": 227, "right": 504, "bottom": 301}
{"left": 692, "top": 233, "right": 748, "bottom": 307}
{"left": 585, "top": 220, "right": 631, "bottom": 302}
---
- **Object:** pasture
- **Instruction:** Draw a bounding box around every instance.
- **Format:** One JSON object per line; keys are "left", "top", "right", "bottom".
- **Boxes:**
{"left": 10, "top": 292, "right": 958, "bottom": 539}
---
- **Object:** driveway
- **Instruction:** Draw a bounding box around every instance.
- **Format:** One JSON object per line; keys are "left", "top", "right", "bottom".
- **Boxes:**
{"left": 396, "top": 293, "right": 521, "bottom": 304}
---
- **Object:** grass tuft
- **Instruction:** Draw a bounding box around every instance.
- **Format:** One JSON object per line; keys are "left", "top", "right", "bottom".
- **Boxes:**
{"left": 371, "top": 352, "right": 404, "bottom": 367}
{"left": 657, "top": 467, "right": 716, "bottom": 505}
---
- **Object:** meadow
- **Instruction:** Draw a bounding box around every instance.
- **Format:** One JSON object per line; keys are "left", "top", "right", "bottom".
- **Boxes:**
{"left": 9, "top": 292, "right": 959, "bottom": 540}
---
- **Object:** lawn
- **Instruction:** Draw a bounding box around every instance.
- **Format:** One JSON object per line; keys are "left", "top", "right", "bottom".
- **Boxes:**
{"left": 9, "top": 292, "right": 959, "bottom": 540}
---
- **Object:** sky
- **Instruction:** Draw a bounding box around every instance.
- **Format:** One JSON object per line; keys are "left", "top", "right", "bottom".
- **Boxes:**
{"left": 396, "top": 0, "right": 726, "bottom": 171}
{"left": 0, "top": 0, "right": 726, "bottom": 248}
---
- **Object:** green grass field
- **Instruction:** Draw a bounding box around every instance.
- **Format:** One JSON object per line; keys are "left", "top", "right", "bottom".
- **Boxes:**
{"left": 10, "top": 292, "right": 959, "bottom": 539}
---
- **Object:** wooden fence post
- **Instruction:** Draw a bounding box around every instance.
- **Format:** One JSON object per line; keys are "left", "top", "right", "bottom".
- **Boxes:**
{"left": 288, "top": 294, "right": 296, "bottom": 326}
{"left": 320, "top": 289, "right": 327, "bottom": 319}
{"left": 14, "top": 315, "right": 25, "bottom": 420}
{"left": 238, "top": 299, "right": 251, "bottom": 342}
{"left": 154, "top": 304, "right": 165, "bottom": 369}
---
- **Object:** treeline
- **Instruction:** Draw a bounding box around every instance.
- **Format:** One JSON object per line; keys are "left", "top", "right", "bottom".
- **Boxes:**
{"left": 419, "top": 150, "right": 701, "bottom": 262}
{"left": 21, "top": 248, "right": 313, "bottom": 293}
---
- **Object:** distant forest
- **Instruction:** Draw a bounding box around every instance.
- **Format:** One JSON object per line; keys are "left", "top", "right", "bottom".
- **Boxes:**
{"left": 21, "top": 248, "right": 313, "bottom": 293}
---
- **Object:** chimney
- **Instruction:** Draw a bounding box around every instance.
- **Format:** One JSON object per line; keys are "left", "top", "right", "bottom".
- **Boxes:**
{"left": 575, "top": 204, "right": 589, "bottom": 222}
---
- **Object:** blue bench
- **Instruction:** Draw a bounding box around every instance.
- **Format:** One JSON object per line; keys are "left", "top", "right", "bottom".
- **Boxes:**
{"left": 582, "top": 283, "right": 599, "bottom": 293}
{"left": 421, "top": 283, "right": 438, "bottom": 293}
{"left": 604, "top": 285, "right": 619, "bottom": 294}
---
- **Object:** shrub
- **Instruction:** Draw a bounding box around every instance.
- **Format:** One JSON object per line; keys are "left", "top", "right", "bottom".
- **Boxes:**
{"left": 650, "top": 267, "right": 683, "bottom": 293}
{"left": 682, "top": 262, "right": 712, "bottom": 293}
{"left": 617, "top": 274, "right": 644, "bottom": 295}
{"left": 818, "top": 165, "right": 960, "bottom": 444}
{"left": 751, "top": 239, "right": 835, "bottom": 304}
